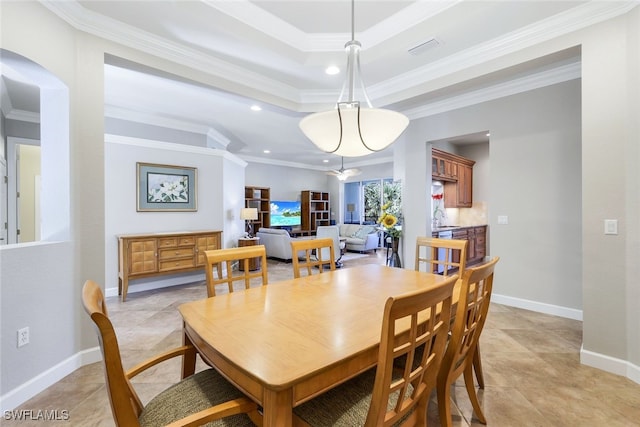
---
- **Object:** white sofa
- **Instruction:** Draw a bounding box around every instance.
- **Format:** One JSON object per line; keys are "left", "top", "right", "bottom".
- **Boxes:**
{"left": 255, "top": 228, "right": 302, "bottom": 261}
{"left": 338, "top": 224, "right": 380, "bottom": 252}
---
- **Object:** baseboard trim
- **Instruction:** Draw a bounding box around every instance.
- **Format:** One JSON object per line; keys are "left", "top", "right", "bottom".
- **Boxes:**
{"left": 580, "top": 346, "right": 640, "bottom": 385}
{"left": 0, "top": 347, "right": 102, "bottom": 412}
{"left": 105, "top": 273, "right": 206, "bottom": 298}
{"left": 491, "top": 293, "right": 583, "bottom": 320}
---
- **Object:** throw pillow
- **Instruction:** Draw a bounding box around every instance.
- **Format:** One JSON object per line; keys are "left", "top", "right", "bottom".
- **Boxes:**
{"left": 354, "top": 226, "right": 372, "bottom": 240}
{"left": 350, "top": 227, "right": 363, "bottom": 238}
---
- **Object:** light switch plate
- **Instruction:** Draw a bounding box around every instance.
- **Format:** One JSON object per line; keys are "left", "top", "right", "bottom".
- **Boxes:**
{"left": 497, "top": 215, "right": 508, "bottom": 225}
{"left": 604, "top": 219, "right": 618, "bottom": 235}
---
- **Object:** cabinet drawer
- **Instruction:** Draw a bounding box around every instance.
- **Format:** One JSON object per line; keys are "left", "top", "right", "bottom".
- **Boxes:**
{"left": 158, "top": 237, "right": 179, "bottom": 248}
{"left": 159, "top": 247, "right": 194, "bottom": 260}
{"left": 178, "top": 236, "right": 196, "bottom": 246}
{"left": 159, "top": 258, "right": 195, "bottom": 271}
{"left": 452, "top": 231, "right": 468, "bottom": 240}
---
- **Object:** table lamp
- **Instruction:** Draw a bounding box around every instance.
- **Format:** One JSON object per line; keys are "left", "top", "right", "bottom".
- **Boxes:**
{"left": 240, "top": 207, "right": 258, "bottom": 237}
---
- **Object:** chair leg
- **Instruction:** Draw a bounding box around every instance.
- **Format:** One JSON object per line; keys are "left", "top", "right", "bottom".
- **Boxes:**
{"left": 436, "top": 377, "right": 453, "bottom": 427}
{"left": 463, "top": 362, "right": 487, "bottom": 424}
{"left": 473, "top": 343, "right": 485, "bottom": 389}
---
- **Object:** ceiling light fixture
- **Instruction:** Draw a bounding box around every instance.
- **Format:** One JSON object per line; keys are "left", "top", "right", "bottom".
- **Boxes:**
{"left": 325, "top": 66, "right": 340, "bottom": 75}
{"left": 327, "top": 157, "right": 362, "bottom": 181}
{"left": 299, "top": 0, "right": 409, "bottom": 157}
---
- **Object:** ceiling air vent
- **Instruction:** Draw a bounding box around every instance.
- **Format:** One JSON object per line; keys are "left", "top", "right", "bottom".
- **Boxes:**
{"left": 408, "top": 38, "right": 441, "bottom": 56}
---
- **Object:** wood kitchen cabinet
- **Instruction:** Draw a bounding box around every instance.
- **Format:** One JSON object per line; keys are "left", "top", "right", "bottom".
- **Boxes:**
{"left": 118, "top": 230, "right": 222, "bottom": 301}
{"left": 432, "top": 152, "right": 457, "bottom": 181}
{"left": 432, "top": 148, "right": 475, "bottom": 208}
{"left": 446, "top": 225, "right": 487, "bottom": 267}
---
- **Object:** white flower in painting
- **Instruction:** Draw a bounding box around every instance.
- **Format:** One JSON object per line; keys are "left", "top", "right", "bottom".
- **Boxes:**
{"left": 148, "top": 176, "right": 189, "bottom": 202}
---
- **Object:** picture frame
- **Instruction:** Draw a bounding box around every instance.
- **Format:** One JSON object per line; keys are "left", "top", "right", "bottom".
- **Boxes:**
{"left": 136, "top": 162, "right": 197, "bottom": 212}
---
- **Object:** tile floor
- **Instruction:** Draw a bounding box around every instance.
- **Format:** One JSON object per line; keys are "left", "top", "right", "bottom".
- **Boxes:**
{"left": 5, "top": 251, "right": 640, "bottom": 426}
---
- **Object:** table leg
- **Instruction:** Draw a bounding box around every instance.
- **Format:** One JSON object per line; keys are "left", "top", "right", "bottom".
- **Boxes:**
{"left": 181, "top": 328, "right": 197, "bottom": 379}
{"left": 262, "top": 388, "right": 293, "bottom": 427}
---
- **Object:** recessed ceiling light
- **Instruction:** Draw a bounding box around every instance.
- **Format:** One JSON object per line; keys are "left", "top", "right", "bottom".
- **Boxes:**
{"left": 486, "top": 133, "right": 490, "bottom": 136}
{"left": 325, "top": 66, "right": 340, "bottom": 75}
{"left": 323, "top": 159, "right": 329, "bottom": 163}
{"left": 263, "top": 150, "right": 270, "bottom": 154}
{"left": 251, "top": 105, "right": 262, "bottom": 111}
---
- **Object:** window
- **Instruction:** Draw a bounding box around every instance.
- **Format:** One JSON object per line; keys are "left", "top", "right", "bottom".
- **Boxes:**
{"left": 344, "top": 179, "right": 402, "bottom": 225}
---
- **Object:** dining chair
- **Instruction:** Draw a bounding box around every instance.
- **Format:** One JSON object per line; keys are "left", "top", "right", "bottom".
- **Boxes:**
{"left": 436, "top": 256, "right": 500, "bottom": 427}
{"left": 81, "top": 280, "right": 260, "bottom": 427}
{"left": 293, "top": 274, "right": 457, "bottom": 427}
{"left": 290, "top": 237, "right": 336, "bottom": 278}
{"left": 415, "top": 236, "right": 467, "bottom": 276}
{"left": 205, "top": 245, "right": 268, "bottom": 297}
{"left": 414, "top": 236, "right": 486, "bottom": 387}
{"left": 315, "top": 225, "right": 345, "bottom": 267}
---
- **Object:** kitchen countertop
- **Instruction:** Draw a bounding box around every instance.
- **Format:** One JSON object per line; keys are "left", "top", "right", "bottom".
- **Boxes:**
{"left": 432, "top": 225, "right": 487, "bottom": 232}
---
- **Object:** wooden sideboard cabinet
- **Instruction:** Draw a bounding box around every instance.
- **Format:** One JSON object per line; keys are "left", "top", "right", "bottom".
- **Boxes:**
{"left": 117, "top": 230, "right": 222, "bottom": 301}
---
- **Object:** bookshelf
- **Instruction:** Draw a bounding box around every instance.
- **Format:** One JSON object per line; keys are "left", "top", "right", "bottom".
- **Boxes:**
{"left": 301, "top": 190, "right": 330, "bottom": 234}
{"left": 244, "top": 186, "right": 270, "bottom": 231}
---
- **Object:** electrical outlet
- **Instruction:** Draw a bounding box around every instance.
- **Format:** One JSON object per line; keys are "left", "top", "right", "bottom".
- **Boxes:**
{"left": 17, "top": 327, "right": 29, "bottom": 347}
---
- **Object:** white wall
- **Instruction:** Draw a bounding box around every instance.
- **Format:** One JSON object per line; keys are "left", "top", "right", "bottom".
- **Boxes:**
{"left": 1, "top": 0, "right": 638, "bottom": 412}
{"left": 245, "top": 161, "right": 331, "bottom": 201}
{"left": 580, "top": 8, "right": 640, "bottom": 376}
{"left": 104, "top": 135, "right": 245, "bottom": 296}
{"left": 403, "top": 80, "right": 582, "bottom": 317}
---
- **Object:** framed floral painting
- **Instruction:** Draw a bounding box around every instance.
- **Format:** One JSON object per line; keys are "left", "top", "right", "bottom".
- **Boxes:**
{"left": 136, "top": 163, "right": 197, "bottom": 211}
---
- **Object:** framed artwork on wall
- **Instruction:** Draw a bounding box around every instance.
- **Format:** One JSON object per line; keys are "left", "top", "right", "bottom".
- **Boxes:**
{"left": 136, "top": 162, "right": 197, "bottom": 212}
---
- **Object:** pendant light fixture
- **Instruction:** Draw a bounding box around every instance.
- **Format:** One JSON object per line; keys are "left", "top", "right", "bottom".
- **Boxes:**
{"left": 299, "top": 0, "right": 409, "bottom": 157}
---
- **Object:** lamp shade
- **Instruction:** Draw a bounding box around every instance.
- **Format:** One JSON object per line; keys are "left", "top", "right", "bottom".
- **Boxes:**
{"left": 240, "top": 207, "right": 258, "bottom": 221}
{"left": 299, "top": 106, "right": 409, "bottom": 157}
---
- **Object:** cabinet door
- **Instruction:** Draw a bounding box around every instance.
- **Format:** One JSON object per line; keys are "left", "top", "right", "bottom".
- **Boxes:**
{"left": 128, "top": 239, "right": 158, "bottom": 275}
{"left": 474, "top": 227, "right": 486, "bottom": 261}
{"left": 196, "top": 234, "right": 220, "bottom": 266}
{"left": 457, "top": 164, "right": 473, "bottom": 207}
{"left": 451, "top": 230, "right": 468, "bottom": 264}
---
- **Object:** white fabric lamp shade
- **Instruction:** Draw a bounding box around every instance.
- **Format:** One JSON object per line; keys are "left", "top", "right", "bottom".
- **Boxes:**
{"left": 240, "top": 208, "right": 258, "bottom": 221}
{"left": 299, "top": 107, "right": 409, "bottom": 157}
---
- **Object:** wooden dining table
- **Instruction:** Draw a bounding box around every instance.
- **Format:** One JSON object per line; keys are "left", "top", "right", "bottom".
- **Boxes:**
{"left": 178, "top": 264, "right": 457, "bottom": 427}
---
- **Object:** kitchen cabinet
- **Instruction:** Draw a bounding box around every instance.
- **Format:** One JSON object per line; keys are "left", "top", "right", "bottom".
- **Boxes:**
{"left": 432, "top": 148, "right": 475, "bottom": 208}
{"left": 432, "top": 151, "right": 457, "bottom": 181}
{"left": 117, "top": 230, "right": 222, "bottom": 302}
{"left": 438, "top": 225, "right": 487, "bottom": 267}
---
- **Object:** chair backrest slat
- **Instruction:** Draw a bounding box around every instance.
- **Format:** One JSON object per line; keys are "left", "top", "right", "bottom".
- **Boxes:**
{"left": 290, "top": 238, "right": 336, "bottom": 278}
{"left": 365, "top": 275, "right": 457, "bottom": 427}
{"left": 439, "top": 257, "right": 499, "bottom": 387}
{"left": 415, "top": 237, "right": 468, "bottom": 276}
{"left": 205, "top": 245, "right": 268, "bottom": 297}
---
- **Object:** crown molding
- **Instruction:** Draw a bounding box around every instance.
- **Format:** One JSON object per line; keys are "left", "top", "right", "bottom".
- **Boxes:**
{"left": 6, "top": 109, "right": 40, "bottom": 124}
{"left": 104, "top": 133, "right": 248, "bottom": 167}
{"left": 206, "top": 128, "right": 230, "bottom": 149}
{"left": 41, "top": 0, "right": 301, "bottom": 104}
{"left": 106, "top": 105, "right": 215, "bottom": 135}
{"left": 205, "top": 0, "right": 460, "bottom": 52}
{"left": 367, "top": 1, "right": 636, "bottom": 102}
{"left": 404, "top": 61, "right": 581, "bottom": 120}
{"left": 41, "top": 0, "right": 635, "bottom": 110}
{"left": 238, "top": 153, "right": 393, "bottom": 171}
